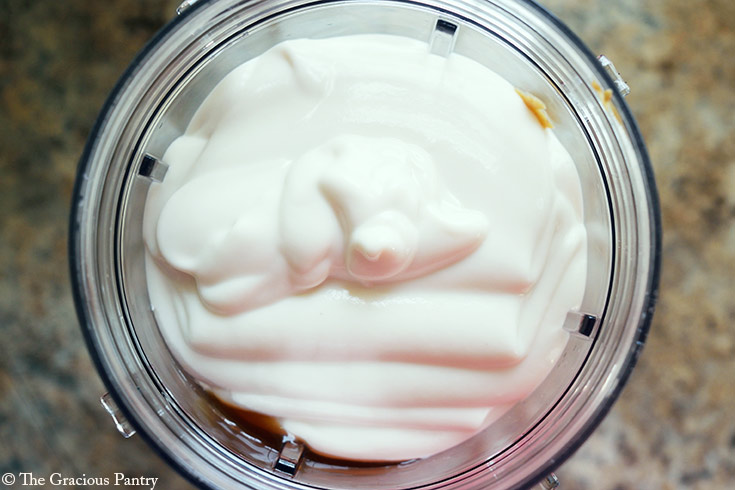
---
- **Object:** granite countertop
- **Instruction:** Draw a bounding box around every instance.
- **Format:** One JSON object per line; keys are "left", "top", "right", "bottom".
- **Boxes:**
{"left": 1, "top": 0, "right": 733, "bottom": 488}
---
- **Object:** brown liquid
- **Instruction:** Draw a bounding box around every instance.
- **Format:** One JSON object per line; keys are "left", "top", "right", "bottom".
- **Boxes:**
{"left": 206, "top": 391, "right": 404, "bottom": 470}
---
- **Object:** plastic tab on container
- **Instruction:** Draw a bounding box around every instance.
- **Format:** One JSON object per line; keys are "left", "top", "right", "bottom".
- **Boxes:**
{"left": 563, "top": 311, "right": 598, "bottom": 337}
{"left": 597, "top": 55, "right": 630, "bottom": 96}
{"left": 430, "top": 19, "right": 458, "bottom": 57}
{"left": 100, "top": 392, "right": 137, "bottom": 438}
{"left": 274, "top": 439, "right": 304, "bottom": 476}
{"left": 139, "top": 154, "right": 168, "bottom": 183}
{"left": 176, "top": 0, "right": 201, "bottom": 15}
{"left": 539, "top": 473, "right": 560, "bottom": 489}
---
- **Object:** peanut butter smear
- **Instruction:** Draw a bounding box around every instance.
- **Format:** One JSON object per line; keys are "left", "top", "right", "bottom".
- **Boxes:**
{"left": 515, "top": 88, "right": 554, "bottom": 129}
{"left": 591, "top": 80, "right": 622, "bottom": 123}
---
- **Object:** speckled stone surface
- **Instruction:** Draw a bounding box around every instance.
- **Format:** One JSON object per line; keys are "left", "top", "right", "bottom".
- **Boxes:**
{"left": 1, "top": 0, "right": 733, "bottom": 489}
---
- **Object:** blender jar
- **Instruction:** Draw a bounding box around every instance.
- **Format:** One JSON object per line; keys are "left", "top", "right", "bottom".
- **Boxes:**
{"left": 69, "top": 0, "right": 660, "bottom": 488}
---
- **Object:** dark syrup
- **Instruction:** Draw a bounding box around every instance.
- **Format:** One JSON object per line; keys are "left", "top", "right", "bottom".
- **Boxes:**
{"left": 206, "top": 391, "right": 403, "bottom": 471}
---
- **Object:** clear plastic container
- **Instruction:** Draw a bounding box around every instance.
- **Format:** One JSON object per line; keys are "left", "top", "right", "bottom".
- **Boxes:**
{"left": 69, "top": 0, "right": 660, "bottom": 488}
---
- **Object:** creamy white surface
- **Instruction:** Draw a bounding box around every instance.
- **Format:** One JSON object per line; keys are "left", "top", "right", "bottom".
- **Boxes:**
{"left": 143, "top": 34, "right": 587, "bottom": 462}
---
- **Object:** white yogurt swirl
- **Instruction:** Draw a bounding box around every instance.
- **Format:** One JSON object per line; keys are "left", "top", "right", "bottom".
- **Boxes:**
{"left": 143, "top": 34, "right": 587, "bottom": 462}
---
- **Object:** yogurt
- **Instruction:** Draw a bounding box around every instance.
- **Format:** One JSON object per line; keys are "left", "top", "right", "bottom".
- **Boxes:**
{"left": 142, "top": 34, "right": 587, "bottom": 462}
